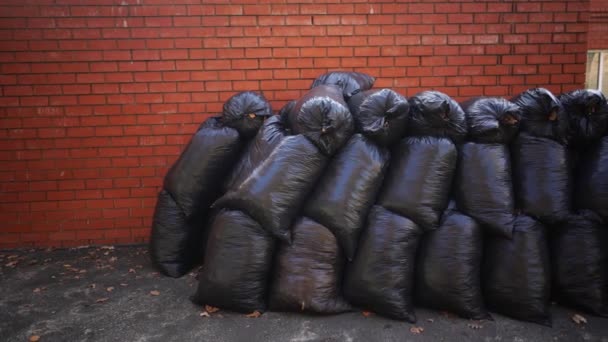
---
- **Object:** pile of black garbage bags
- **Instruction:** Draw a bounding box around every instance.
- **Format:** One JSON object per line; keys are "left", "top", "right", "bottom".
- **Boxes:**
{"left": 150, "top": 71, "right": 608, "bottom": 325}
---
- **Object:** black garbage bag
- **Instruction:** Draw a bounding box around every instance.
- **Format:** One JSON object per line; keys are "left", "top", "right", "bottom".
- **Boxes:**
{"left": 460, "top": 97, "right": 521, "bottom": 144}
{"left": 222, "top": 91, "right": 273, "bottom": 139}
{"left": 287, "top": 85, "right": 354, "bottom": 156}
{"left": 511, "top": 133, "right": 572, "bottom": 225}
{"left": 223, "top": 116, "right": 287, "bottom": 192}
{"left": 455, "top": 144, "right": 516, "bottom": 238}
{"left": 304, "top": 134, "right": 390, "bottom": 260}
{"left": 415, "top": 207, "right": 490, "bottom": 320}
{"left": 347, "top": 88, "right": 410, "bottom": 146}
{"left": 511, "top": 88, "right": 569, "bottom": 144}
{"left": 151, "top": 117, "right": 244, "bottom": 278}
{"left": 278, "top": 100, "right": 297, "bottom": 133}
{"left": 407, "top": 91, "right": 467, "bottom": 144}
{"left": 483, "top": 215, "right": 552, "bottom": 326}
{"left": 163, "top": 117, "right": 242, "bottom": 218}
{"left": 575, "top": 136, "right": 608, "bottom": 219}
{"left": 378, "top": 136, "right": 457, "bottom": 230}
{"left": 149, "top": 190, "right": 196, "bottom": 278}
{"left": 269, "top": 217, "right": 351, "bottom": 314}
{"left": 343, "top": 205, "right": 421, "bottom": 322}
{"left": 214, "top": 135, "right": 328, "bottom": 242}
{"left": 559, "top": 89, "right": 608, "bottom": 148}
{"left": 311, "top": 71, "right": 375, "bottom": 100}
{"left": 550, "top": 210, "right": 608, "bottom": 317}
{"left": 193, "top": 209, "right": 275, "bottom": 313}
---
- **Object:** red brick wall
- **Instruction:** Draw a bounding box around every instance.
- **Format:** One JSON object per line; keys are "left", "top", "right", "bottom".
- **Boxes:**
{"left": 589, "top": 0, "right": 608, "bottom": 49}
{"left": 0, "top": 0, "right": 590, "bottom": 248}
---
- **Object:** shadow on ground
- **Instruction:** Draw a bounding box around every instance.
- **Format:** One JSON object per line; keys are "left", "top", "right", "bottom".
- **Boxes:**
{"left": 0, "top": 246, "right": 606, "bottom": 342}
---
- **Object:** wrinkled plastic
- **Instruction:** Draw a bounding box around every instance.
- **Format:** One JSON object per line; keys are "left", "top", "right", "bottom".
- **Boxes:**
{"left": 304, "top": 134, "right": 390, "bottom": 260}
{"left": 347, "top": 89, "right": 410, "bottom": 146}
{"left": 193, "top": 209, "right": 275, "bottom": 313}
{"left": 575, "top": 136, "right": 608, "bottom": 220}
{"left": 269, "top": 217, "right": 351, "bottom": 314}
{"left": 407, "top": 91, "right": 467, "bottom": 143}
{"left": 378, "top": 136, "right": 457, "bottom": 230}
{"left": 223, "top": 116, "right": 287, "bottom": 192}
{"left": 287, "top": 85, "right": 355, "bottom": 156}
{"left": 559, "top": 89, "right": 608, "bottom": 147}
{"left": 511, "top": 133, "right": 572, "bottom": 225}
{"left": 164, "top": 117, "right": 242, "bottom": 218}
{"left": 278, "top": 100, "right": 296, "bottom": 134}
{"left": 550, "top": 210, "right": 608, "bottom": 317}
{"left": 151, "top": 117, "right": 243, "bottom": 278}
{"left": 149, "top": 190, "right": 194, "bottom": 278}
{"left": 455, "top": 143, "right": 516, "bottom": 238}
{"left": 511, "top": 88, "right": 569, "bottom": 144}
{"left": 310, "top": 71, "right": 375, "bottom": 99}
{"left": 343, "top": 205, "right": 421, "bottom": 322}
{"left": 415, "top": 208, "right": 489, "bottom": 320}
{"left": 222, "top": 91, "right": 273, "bottom": 138}
{"left": 483, "top": 215, "right": 551, "bottom": 326}
{"left": 214, "top": 135, "right": 328, "bottom": 242}
{"left": 460, "top": 97, "right": 521, "bottom": 144}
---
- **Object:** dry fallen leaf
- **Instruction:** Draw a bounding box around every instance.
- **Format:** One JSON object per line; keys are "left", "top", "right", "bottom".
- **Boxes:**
{"left": 119, "top": 283, "right": 128, "bottom": 287}
{"left": 362, "top": 311, "right": 372, "bottom": 317}
{"left": 572, "top": 313, "right": 587, "bottom": 325}
{"left": 106, "top": 287, "right": 114, "bottom": 292}
{"left": 149, "top": 290, "right": 160, "bottom": 296}
{"left": 200, "top": 311, "right": 210, "bottom": 318}
{"left": 95, "top": 297, "right": 109, "bottom": 303}
{"left": 29, "top": 335, "right": 40, "bottom": 342}
{"left": 33, "top": 288, "right": 41, "bottom": 293}
{"left": 246, "top": 311, "right": 262, "bottom": 318}
{"left": 5, "top": 260, "right": 17, "bottom": 267}
{"left": 89, "top": 284, "right": 96, "bottom": 289}
{"left": 410, "top": 326, "right": 424, "bottom": 334}
{"left": 205, "top": 305, "right": 220, "bottom": 313}
{"left": 128, "top": 268, "right": 136, "bottom": 273}
{"left": 109, "top": 257, "right": 117, "bottom": 262}
{"left": 468, "top": 322, "right": 483, "bottom": 330}
{"left": 427, "top": 318, "right": 434, "bottom": 323}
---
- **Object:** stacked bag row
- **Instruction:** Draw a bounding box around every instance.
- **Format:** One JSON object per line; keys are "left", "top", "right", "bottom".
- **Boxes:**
{"left": 149, "top": 71, "right": 608, "bottom": 324}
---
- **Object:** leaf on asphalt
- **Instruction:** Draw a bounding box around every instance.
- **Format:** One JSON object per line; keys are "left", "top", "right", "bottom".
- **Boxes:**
{"left": 362, "top": 311, "right": 372, "bottom": 317}
{"left": 119, "top": 283, "right": 128, "bottom": 287}
{"left": 246, "top": 311, "right": 262, "bottom": 318}
{"left": 29, "top": 335, "right": 40, "bottom": 342}
{"left": 89, "top": 284, "right": 96, "bottom": 289}
{"left": 199, "top": 311, "right": 210, "bottom": 318}
{"left": 106, "top": 287, "right": 114, "bottom": 292}
{"left": 205, "top": 305, "right": 220, "bottom": 313}
{"left": 128, "top": 268, "right": 136, "bottom": 273}
{"left": 410, "top": 326, "right": 424, "bottom": 334}
{"left": 5, "top": 260, "right": 18, "bottom": 267}
{"left": 33, "top": 288, "right": 41, "bottom": 293}
{"left": 149, "top": 290, "right": 160, "bottom": 296}
{"left": 467, "top": 322, "right": 483, "bottom": 330}
{"left": 572, "top": 313, "right": 587, "bottom": 325}
{"left": 95, "top": 297, "right": 109, "bottom": 303}
{"left": 109, "top": 257, "right": 118, "bottom": 263}
{"left": 427, "top": 318, "right": 434, "bottom": 323}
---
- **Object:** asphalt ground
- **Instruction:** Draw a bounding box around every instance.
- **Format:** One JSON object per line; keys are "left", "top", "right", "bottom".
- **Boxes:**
{"left": 1, "top": 245, "right": 607, "bottom": 342}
